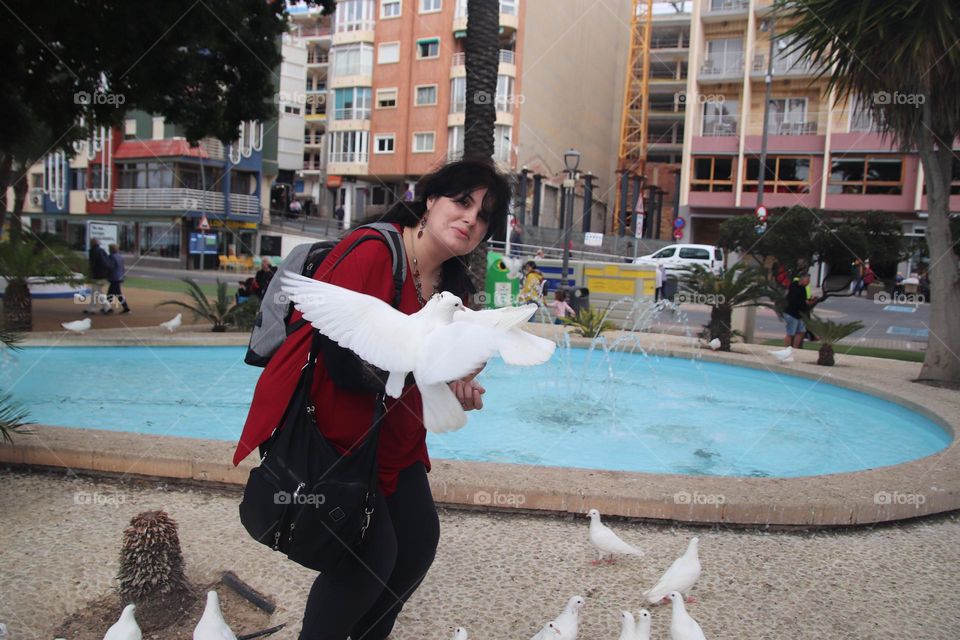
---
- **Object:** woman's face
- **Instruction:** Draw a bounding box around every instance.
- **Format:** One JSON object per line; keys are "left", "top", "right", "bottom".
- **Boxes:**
{"left": 425, "top": 187, "right": 490, "bottom": 256}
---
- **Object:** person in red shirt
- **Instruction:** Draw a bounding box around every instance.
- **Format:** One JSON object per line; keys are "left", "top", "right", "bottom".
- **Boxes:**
{"left": 235, "top": 159, "right": 510, "bottom": 640}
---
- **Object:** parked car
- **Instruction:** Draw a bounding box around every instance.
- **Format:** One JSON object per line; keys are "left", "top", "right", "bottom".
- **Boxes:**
{"left": 633, "top": 244, "right": 724, "bottom": 275}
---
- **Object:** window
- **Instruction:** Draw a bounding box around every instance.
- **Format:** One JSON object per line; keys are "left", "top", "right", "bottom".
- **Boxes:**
{"left": 420, "top": 0, "right": 441, "bottom": 12}
{"left": 828, "top": 155, "right": 903, "bottom": 195}
{"left": 417, "top": 38, "right": 440, "bottom": 59}
{"left": 447, "top": 125, "right": 464, "bottom": 161}
{"left": 335, "top": 0, "right": 375, "bottom": 32}
{"left": 653, "top": 247, "right": 675, "bottom": 258}
{"left": 499, "top": 0, "right": 517, "bottom": 15}
{"left": 744, "top": 156, "right": 811, "bottom": 193}
{"left": 328, "top": 131, "right": 369, "bottom": 164}
{"left": 70, "top": 170, "right": 85, "bottom": 191}
{"left": 371, "top": 186, "right": 393, "bottom": 205}
{"left": 450, "top": 77, "right": 466, "bottom": 113}
{"left": 124, "top": 119, "right": 137, "bottom": 139}
{"left": 767, "top": 98, "right": 811, "bottom": 135}
{"left": 849, "top": 94, "right": 883, "bottom": 133}
{"left": 378, "top": 42, "right": 400, "bottom": 64}
{"left": 495, "top": 75, "right": 514, "bottom": 112}
{"left": 332, "top": 43, "right": 374, "bottom": 76}
{"left": 679, "top": 247, "right": 710, "bottom": 260}
{"left": 413, "top": 132, "right": 435, "bottom": 153}
{"left": 704, "top": 38, "right": 743, "bottom": 75}
{"left": 702, "top": 99, "right": 738, "bottom": 136}
{"left": 140, "top": 222, "right": 180, "bottom": 259}
{"left": 334, "top": 87, "right": 372, "bottom": 120}
{"left": 415, "top": 85, "right": 438, "bottom": 106}
{"left": 374, "top": 134, "right": 395, "bottom": 153}
{"left": 494, "top": 124, "right": 511, "bottom": 162}
{"left": 691, "top": 156, "right": 734, "bottom": 192}
{"left": 381, "top": 0, "right": 401, "bottom": 17}
{"left": 376, "top": 88, "right": 398, "bottom": 108}
{"left": 283, "top": 104, "right": 302, "bottom": 115}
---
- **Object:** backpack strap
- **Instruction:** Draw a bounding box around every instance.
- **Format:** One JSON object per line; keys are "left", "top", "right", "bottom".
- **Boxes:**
{"left": 285, "top": 224, "right": 406, "bottom": 335}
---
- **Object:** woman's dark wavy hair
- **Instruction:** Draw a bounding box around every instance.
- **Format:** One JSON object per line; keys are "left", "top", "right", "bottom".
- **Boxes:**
{"left": 353, "top": 158, "right": 512, "bottom": 298}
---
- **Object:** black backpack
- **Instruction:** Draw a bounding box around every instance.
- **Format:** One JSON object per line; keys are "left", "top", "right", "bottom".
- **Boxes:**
{"left": 244, "top": 223, "right": 406, "bottom": 367}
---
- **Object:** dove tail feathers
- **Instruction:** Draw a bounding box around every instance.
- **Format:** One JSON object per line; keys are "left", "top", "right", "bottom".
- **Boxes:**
{"left": 385, "top": 371, "right": 405, "bottom": 398}
{"left": 419, "top": 382, "right": 467, "bottom": 434}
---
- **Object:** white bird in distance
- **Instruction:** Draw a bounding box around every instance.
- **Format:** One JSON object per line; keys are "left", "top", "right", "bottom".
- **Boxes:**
{"left": 281, "top": 273, "right": 555, "bottom": 433}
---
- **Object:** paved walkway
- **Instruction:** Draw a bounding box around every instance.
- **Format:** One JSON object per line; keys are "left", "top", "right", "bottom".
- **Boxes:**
{"left": 1, "top": 470, "right": 958, "bottom": 639}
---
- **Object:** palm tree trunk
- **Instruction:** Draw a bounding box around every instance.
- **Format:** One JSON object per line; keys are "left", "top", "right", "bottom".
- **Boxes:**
{"left": 0, "top": 153, "right": 11, "bottom": 242}
{"left": 9, "top": 160, "right": 29, "bottom": 245}
{"left": 818, "top": 344, "right": 834, "bottom": 366}
{"left": 4, "top": 281, "right": 32, "bottom": 331}
{"left": 916, "top": 123, "right": 960, "bottom": 386}
{"left": 462, "top": 0, "right": 500, "bottom": 299}
{"left": 709, "top": 304, "right": 733, "bottom": 351}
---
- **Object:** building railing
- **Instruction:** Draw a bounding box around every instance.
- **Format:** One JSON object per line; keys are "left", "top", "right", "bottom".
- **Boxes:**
{"left": 332, "top": 107, "right": 371, "bottom": 121}
{"left": 706, "top": 0, "right": 748, "bottom": 11}
{"left": 328, "top": 151, "right": 368, "bottom": 164}
{"left": 700, "top": 54, "right": 744, "bottom": 77}
{"left": 451, "top": 49, "right": 514, "bottom": 67}
{"left": 447, "top": 149, "right": 464, "bottom": 163}
{"left": 307, "top": 52, "right": 329, "bottom": 64}
{"left": 651, "top": 35, "right": 690, "bottom": 49}
{"left": 303, "top": 160, "right": 324, "bottom": 170}
{"left": 455, "top": 0, "right": 517, "bottom": 18}
{"left": 701, "top": 119, "right": 739, "bottom": 136}
{"left": 752, "top": 52, "right": 818, "bottom": 76}
{"left": 299, "top": 25, "right": 332, "bottom": 38}
{"left": 231, "top": 193, "right": 261, "bottom": 216}
{"left": 114, "top": 188, "right": 225, "bottom": 213}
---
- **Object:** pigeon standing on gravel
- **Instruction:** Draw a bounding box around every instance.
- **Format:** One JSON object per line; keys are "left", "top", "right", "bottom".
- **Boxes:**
{"left": 529, "top": 621, "right": 562, "bottom": 640}
{"left": 193, "top": 591, "right": 236, "bottom": 640}
{"left": 617, "top": 611, "right": 636, "bottom": 640}
{"left": 668, "top": 592, "right": 707, "bottom": 640}
{"left": 62, "top": 318, "right": 92, "bottom": 334}
{"left": 644, "top": 537, "right": 701, "bottom": 604}
{"left": 103, "top": 604, "right": 141, "bottom": 640}
{"left": 769, "top": 346, "right": 794, "bottom": 363}
{"left": 550, "top": 595, "right": 584, "bottom": 640}
{"left": 587, "top": 509, "right": 644, "bottom": 564}
{"left": 281, "top": 274, "right": 554, "bottom": 433}
{"left": 160, "top": 313, "right": 182, "bottom": 332}
{"left": 451, "top": 628, "right": 468, "bottom": 640}
{"left": 634, "top": 609, "right": 652, "bottom": 640}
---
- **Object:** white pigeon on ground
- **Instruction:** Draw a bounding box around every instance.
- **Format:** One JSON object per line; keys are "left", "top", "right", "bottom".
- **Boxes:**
{"left": 707, "top": 338, "right": 721, "bottom": 351}
{"left": 635, "top": 609, "right": 652, "bottom": 640}
{"left": 103, "top": 604, "right": 141, "bottom": 640}
{"left": 160, "top": 313, "right": 182, "bottom": 332}
{"left": 62, "top": 318, "right": 92, "bottom": 334}
{"left": 643, "top": 537, "right": 701, "bottom": 605}
{"left": 552, "top": 595, "right": 585, "bottom": 640}
{"left": 668, "top": 591, "right": 707, "bottom": 640}
{"left": 530, "top": 621, "right": 562, "bottom": 640}
{"left": 503, "top": 255, "right": 524, "bottom": 279}
{"left": 193, "top": 591, "right": 236, "bottom": 640}
{"left": 453, "top": 303, "right": 556, "bottom": 365}
{"left": 451, "top": 628, "right": 469, "bottom": 640}
{"left": 587, "top": 508, "right": 644, "bottom": 564}
{"left": 769, "top": 346, "right": 794, "bottom": 363}
{"left": 281, "top": 273, "right": 553, "bottom": 433}
{"left": 618, "top": 611, "right": 637, "bottom": 640}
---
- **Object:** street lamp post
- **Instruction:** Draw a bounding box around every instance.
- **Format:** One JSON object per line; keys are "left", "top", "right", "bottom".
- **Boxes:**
{"left": 757, "top": 9, "right": 777, "bottom": 210}
{"left": 561, "top": 148, "right": 580, "bottom": 285}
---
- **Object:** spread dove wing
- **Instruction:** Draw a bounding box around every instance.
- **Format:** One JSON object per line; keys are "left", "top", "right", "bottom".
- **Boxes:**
{"left": 282, "top": 273, "right": 540, "bottom": 433}
{"left": 453, "top": 304, "right": 555, "bottom": 366}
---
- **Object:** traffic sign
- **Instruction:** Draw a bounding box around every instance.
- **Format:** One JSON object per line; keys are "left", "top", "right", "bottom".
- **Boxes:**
{"left": 673, "top": 228, "right": 683, "bottom": 240}
{"left": 755, "top": 205, "right": 768, "bottom": 222}
{"left": 198, "top": 214, "right": 210, "bottom": 230}
{"left": 674, "top": 217, "right": 686, "bottom": 229}
{"left": 634, "top": 214, "right": 645, "bottom": 239}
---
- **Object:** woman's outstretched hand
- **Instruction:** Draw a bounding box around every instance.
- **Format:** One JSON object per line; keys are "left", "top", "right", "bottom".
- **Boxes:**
{"left": 449, "top": 378, "right": 485, "bottom": 411}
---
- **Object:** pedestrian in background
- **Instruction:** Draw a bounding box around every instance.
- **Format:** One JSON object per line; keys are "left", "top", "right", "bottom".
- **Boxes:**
{"left": 106, "top": 244, "right": 131, "bottom": 314}
{"left": 84, "top": 238, "right": 112, "bottom": 314}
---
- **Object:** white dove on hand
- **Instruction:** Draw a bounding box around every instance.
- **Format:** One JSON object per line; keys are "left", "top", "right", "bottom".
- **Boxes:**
{"left": 281, "top": 274, "right": 551, "bottom": 433}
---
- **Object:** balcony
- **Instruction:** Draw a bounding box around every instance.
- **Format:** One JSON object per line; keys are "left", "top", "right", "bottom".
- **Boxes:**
{"left": 328, "top": 151, "right": 368, "bottom": 164}
{"left": 299, "top": 25, "right": 332, "bottom": 39}
{"left": 453, "top": 0, "right": 519, "bottom": 33}
{"left": 703, "top": 0, "right": 749, "bottom": 22}
{"left": 650, "top": 34, "right": 690, "bottom": 50}
{"left": 332, "top": 107, "right": 370, "bottom": 121}
{"left": 307, "top": 51, "right": 329, "bottom": 65}
{"left": 751, "top": 52, "right": 818, "bottom": 78}
{"left": 451, "top": 49, "right": 515, "bottom": 67}
{"left": 114, "top": 188, "right": 225, "bottom": 213}
{"left": 699, "top": 54, "right": 744, "bottom": 82}
{"left": 302, "top": 159, "right": 324, "bottom": 171}
{"left": 230, "top": 193, "right": 261, "bottom": 216}
{"left": 701, "top": 118, "right": 739, "bottom": 137}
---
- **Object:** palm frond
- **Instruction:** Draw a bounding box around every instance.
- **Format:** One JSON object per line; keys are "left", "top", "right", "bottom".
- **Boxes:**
{"left": 0, "top": 391, "right": 32, "bottom": 444}
{"left": 804, "top": 314, "right": 865, "bottom": 345}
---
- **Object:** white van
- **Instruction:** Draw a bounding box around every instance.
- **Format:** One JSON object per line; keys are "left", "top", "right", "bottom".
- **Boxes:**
{"left": 633, "top": 244, "right": 724, "bottom": 275}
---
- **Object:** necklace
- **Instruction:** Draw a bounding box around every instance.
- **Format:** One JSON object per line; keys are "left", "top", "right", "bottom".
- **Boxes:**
{"left": 408, "top": 230, "right": 437, "bottom": 307}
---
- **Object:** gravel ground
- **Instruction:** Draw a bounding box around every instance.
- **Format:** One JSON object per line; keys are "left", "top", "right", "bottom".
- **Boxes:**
{"left": 1, "top": 469, "right": 959, "bottom": 640}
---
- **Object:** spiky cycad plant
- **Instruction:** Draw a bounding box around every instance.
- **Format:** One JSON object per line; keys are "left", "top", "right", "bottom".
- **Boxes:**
{"left": 0, "top": 327, "right": 30, "bottom": 443}
{"left": 562, "top": 305, "right": 617, "bottom": 339}
{"left": 117, "top": 510, "right": 192, "bottom": 629}
{"left": 157, "top": 278, "right": 238, "bottom": 332}
{"left": 678, "top": 263, "right": 777, "bottom": 351}
{"left": 803, "top": 315, "right": 865, "bottom": 366}
{"left": 0, "top": 235, "right": 85, "bottom": 331}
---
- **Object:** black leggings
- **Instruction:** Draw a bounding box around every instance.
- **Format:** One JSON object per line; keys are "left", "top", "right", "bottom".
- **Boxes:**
{"left": 299, "top": 462, "right": 440, "bottom": 640}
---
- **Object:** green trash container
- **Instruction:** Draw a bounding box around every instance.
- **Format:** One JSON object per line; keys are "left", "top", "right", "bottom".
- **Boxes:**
{"left": 484, "top": 251, "right": 519, "bottom": 308}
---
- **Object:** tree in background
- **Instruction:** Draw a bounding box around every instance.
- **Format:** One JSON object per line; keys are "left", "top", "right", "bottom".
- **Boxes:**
{"left": 461, "top": 0, "right": 502, "bottom": 300}
{"left": 782, "top": 0, "right": 960, "bottom": 385}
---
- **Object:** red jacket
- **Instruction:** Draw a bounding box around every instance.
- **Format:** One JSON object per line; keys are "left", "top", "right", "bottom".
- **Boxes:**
{"left": 233, "top": 225, "right": 429, "bottom": 496}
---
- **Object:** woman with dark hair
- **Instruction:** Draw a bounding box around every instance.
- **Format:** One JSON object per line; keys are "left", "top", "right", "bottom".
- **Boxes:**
{"left": 234, "top": 159, "right": 510, "bottom": 640}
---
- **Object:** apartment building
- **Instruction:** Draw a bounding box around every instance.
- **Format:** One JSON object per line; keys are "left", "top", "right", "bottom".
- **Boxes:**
{"left": 19, "top": 112, "right": 269, "bottom": 269}
{"left": 676, "top": 0, "right": 960, "bottom": 250}
{"left": 286, "top": 0, "right": 631, "bottom": 235}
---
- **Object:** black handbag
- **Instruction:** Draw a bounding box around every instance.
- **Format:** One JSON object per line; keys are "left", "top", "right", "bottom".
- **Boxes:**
{"left": 239, "top": 332, "right": 385, "bottom": 573}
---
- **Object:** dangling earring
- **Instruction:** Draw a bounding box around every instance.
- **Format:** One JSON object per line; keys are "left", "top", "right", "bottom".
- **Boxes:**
{"left": 418, "top": 214, "right": 428, "bottom": 239}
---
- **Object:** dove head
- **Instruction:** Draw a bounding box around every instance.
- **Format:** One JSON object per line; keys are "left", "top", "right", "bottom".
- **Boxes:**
{"left": 120, "top": 603, "right": 136, "bottom": 619}
{"left": 546, "top": 622, "right": 561, "bottom": 637}
{"left": 688, "top": 537, "right": 700, "bottom": 553}
{"left": 206, "top": 590, "right": 220, "bottom": 607}
{"left": 566, "top": 595, "right": 585, "bottom": 612}
{"left": 667, "top": 592, "right": 685, "bottom": 607}
{"left": 452, "top": 627, "right": 468, "bottom": 640}
{"left": 621, "top": 610, "right": 635, "bottom": 625}
{"left": 425, "top": 291, "right": 464, "bottom": 319}
{"left": 586, "top": 508, "right": 600, "bottom": 520}
{"left": 637, "top": 609, "right": 651, "bottom": 621}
